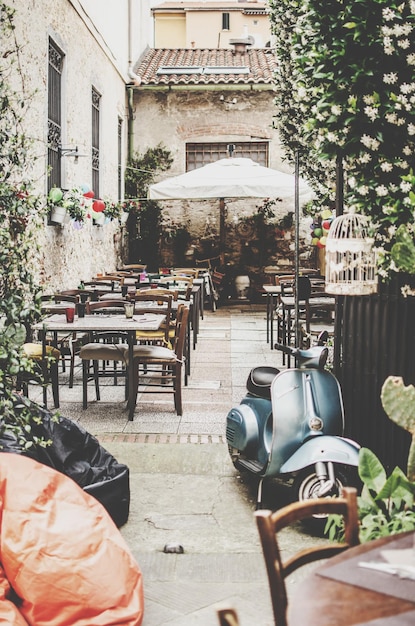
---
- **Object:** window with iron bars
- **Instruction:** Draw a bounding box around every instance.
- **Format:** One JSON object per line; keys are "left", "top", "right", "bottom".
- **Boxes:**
{"left": 186, "top": 142, "right": 269, "bottom": 171}
{"left": 47, "top": 39, "right": 64, "bottom": 191}
{"left": 92, "top": 87, "right": 101, "bottom": 198}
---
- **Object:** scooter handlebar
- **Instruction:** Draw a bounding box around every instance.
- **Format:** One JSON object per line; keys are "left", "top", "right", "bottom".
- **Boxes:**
{"left": 274, "top": 343, "right": 300, "bottom": 357}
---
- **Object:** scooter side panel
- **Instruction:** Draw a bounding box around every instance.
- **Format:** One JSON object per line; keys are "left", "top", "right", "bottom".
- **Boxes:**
{"left": 266, "top": 369, "right": 344, "bottom": 477}
{"left": 226, "top": 397, "right": 272, "bottom": 468}
{"left": 279, "top": 435, "right": 360, "bottom": 473}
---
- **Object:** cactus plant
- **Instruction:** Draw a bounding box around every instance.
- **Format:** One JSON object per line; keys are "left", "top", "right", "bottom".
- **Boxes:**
{"left": 381, "top": 376, "right": 415, "bottom": 481}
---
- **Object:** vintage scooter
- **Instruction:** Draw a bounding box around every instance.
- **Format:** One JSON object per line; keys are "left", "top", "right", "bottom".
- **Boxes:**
{"left": 226, "top": 337, "right": 360, "bottom": 510}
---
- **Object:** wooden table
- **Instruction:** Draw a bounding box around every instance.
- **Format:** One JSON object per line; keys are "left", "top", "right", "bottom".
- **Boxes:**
{"left": 34, "top": 312, "right": 165, "bottom": 420}
{"left": 288, "top": 531, "right": 415, "bottom": 625}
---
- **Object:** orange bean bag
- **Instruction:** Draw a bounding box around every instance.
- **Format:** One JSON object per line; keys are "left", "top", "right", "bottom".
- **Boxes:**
{"left": 0, "top": 453, "right": 144, "bottom": 625}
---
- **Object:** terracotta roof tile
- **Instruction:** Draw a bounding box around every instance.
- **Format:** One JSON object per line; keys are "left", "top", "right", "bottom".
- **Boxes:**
{"left": 135, "top": 48, "right": 277, "bottom": 86}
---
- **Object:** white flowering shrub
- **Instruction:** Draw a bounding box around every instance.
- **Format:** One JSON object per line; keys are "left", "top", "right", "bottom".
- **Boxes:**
{"left": 268, "top": 0, "right": 415, "bottom": 280}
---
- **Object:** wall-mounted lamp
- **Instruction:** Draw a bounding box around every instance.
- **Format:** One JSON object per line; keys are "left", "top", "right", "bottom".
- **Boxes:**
{"left": 58, "top": 146, "right": 88, "bottom": 162}
{"left": 220, "top": 95, "right": 237, "bottom": 105}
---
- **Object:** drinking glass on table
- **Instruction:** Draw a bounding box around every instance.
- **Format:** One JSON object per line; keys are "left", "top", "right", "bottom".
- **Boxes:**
{"left": 65, "top": 307, "right": 75, "bottom": 323}
{"left": 124, "top": 302, "right": 134, "bottom": 319}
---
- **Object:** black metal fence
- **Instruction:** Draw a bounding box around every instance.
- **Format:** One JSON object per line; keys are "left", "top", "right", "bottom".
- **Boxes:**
{"left": 337, "top": 276, "right": 415, "bottom": 473}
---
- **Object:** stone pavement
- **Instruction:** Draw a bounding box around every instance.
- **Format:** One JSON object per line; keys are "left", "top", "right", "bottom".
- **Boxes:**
{"left": 32, "top": 303, "right": 329, "bottom": 626}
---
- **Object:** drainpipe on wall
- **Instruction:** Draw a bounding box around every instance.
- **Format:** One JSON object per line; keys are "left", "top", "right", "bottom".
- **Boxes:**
{"left": 127, "top": 86, "right": 134, "bottom": 162}
{"left": 127, "top": 0, "right": 141, "bottom": 161}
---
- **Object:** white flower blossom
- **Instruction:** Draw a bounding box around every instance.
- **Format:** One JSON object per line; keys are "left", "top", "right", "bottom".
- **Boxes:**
{"left": 380, "top": 162, "right": 393, "bottom": 172}
{"left": 376, "top": 185, "right": 389, "bottom": 197}
{"left": 407, "top": 53, "right": 415, "bottom": 65}
{"left": 400, "top": 83, "right": 415, "bottom": 94}
{"left": 400, "top": 181, "right": 412, "bottom": 193}
{"left": 363, "top": 94, "right": 375, "bottom": 104}
{"left": 357, "top": 185, "right": 369, "bottom": 195}
{"left": 401, "top": 285, "right": 415, "bottom": 298}
{"left": 397, "top": 38, "right": 410, "bottom": 49}
{"left": 364, "top": 106, "right": 378, "bottom": 121}
{"left": 408, "top": 123, "right": 415, "bottom": 135}
{"left": 359, "top": 153, "right": 372, "bottom": 164}
{"left": 382, "top": 8, "right": 395, "bottom": 21}
{"left": 383, "top": 73, "right": 398, "bottom": 84}
{"left": 327, "top": 132, "right": 338, "bottom": 142}
{"left": 361, "top": 134, "right": 380, "bottom": 150}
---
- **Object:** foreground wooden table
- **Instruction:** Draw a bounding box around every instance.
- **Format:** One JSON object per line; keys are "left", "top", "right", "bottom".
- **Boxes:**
{"left": 288, "top": 531, "right": 415, "bottom": 625}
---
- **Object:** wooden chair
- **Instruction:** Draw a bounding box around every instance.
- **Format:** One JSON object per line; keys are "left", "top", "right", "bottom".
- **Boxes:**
{"left": 254, "top": 487, "right": 359, "bottom": 626}
{"left": 19, "top": 342, "right": 61, "bottom": 409}
{"left": 217, "top": 607, "right": 240, "bottom": 626}
{"left": 128, "top": 293, "right": 173, "bottom": 347}
{"left": 125, "top": 304, "right": 189, "bottom": 416}
{"left": 79, "top": 301, "right": 129, "bottom": 408}
{"left": 40, "top": 294, "right": 85, "bottom": 388}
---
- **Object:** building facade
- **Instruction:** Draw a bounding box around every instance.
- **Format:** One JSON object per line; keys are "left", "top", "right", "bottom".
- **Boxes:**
{"left": 152, "top": 1, "right": 270, "bottom": 49}
{"left": 8, "top": 0, "right": 152, "bottom": 291}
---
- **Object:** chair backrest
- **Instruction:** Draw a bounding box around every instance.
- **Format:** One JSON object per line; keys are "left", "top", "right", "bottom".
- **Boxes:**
{"left": 138, "top": 287, "right": 179, "bottom": 301}
{"left": 130, "top": 293, "right": 173, "bottom": 344}
{"left": 172, "top": 304, "right": 189, "bottom": 359}
{"left": 158, "top": 275, "right": 193, "bottom": 287}
{"left": 41, "top": 294, "right": 79, "bottom": 304}
{"left": 173, "top": 268, "right": 200, "bottom": 278}
{"left": 254, "top": 487, "right": 359, "bottom": 626}
{"left": 280, "top": 276, "right": 312, "bottom": 305}
{"left": 119, "top": 264, "right": 147, "bottom": 272}
{"left": 86, "top": 300, "right": 127, "bottom": 314}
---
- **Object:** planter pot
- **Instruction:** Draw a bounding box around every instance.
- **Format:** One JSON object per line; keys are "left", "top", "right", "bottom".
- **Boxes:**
{"left": 50, "top": 205, "right": 67, "bottom": 225}
{"left": 120, "top": 211, "right": 129, "bottom": 225}
{"left": 93, "top": 213, "right": 105, "bottom": 226}
{"left": 235, "top": 275, "right": 250, "bottom": 300}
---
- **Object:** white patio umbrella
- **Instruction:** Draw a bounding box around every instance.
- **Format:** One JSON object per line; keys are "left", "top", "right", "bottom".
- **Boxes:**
{"left": 148, "top": 157, "right": 313, "bottom": 202}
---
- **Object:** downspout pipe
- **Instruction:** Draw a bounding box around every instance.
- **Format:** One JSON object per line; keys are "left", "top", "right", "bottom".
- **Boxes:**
{"left": 127, "top": 0, "right": 141, "bottom": 162}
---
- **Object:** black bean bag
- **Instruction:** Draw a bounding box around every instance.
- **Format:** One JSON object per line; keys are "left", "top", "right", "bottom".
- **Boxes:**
{"left": 3, "top": 396, "right": 130, "bottom": 528}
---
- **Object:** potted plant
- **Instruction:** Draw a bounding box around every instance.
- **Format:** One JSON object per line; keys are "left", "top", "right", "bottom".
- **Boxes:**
{"left": 48, "top": 187, "right": 67, "bottom": 224}
{"left": 63, "top": 187, "right": 88, "bottom": 227}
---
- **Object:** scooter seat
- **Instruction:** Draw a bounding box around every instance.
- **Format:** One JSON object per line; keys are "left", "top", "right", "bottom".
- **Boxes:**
{"left": 247, "top": 366, "right": 280, "bottom": 400}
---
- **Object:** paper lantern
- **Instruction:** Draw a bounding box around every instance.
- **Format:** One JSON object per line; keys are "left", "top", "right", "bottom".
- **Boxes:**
{"left": 92, "top": 199, "right": 105, "bottom": 213}
{"left": 49, "top": 187, "right": 63, "bottom": 203}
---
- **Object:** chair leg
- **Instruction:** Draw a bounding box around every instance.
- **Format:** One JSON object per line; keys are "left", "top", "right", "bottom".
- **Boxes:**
{"left": 130, "top": 360, "right": 140, "bottom": 409}
{"left": 174, "top": 364, "right": 183, "bottom": 416}
{"left": 93, "top": 361, "right": 100, "bottom": 401}
{"left": 50, "top": 361, "right": 60, "bottom": 409}
{"left": 82, "top": 360, "right": 89, "bottom": 409}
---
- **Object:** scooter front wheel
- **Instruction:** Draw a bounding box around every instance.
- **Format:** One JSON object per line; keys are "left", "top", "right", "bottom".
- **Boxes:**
{"left": 292, "top": 468, "right": 348, "bottom": 533}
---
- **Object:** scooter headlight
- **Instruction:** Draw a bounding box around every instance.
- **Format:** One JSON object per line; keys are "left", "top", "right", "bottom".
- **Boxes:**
{"left": 309, "top": 417, "right": 323, "bottom": 431}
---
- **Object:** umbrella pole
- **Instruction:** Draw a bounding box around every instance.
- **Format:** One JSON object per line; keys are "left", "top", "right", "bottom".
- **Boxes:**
{"left": 219, "top": 197, "right": 226, "bottom": 266}
{"left": 294, "top": 151, "right": 300, "bottom": 347}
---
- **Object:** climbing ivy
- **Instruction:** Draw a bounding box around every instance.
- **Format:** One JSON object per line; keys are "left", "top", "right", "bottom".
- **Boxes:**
{"left": 0, "top": 3, "right": 48, "bottom": 434}
{"left": 124, "top": 144, "right": 173, "bottom": 270}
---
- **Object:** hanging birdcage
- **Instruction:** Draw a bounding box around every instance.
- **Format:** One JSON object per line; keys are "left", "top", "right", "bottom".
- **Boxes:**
{"left": 325, "top": 213, "right": 378, "bottom": 295}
